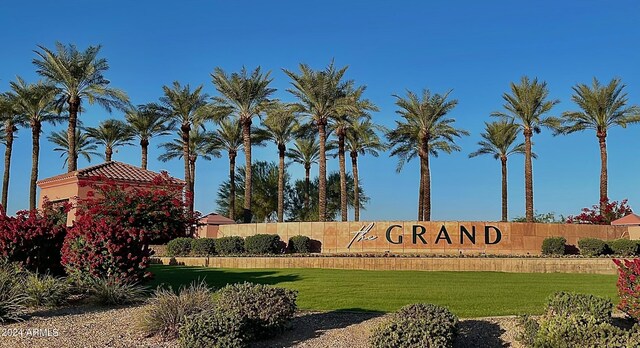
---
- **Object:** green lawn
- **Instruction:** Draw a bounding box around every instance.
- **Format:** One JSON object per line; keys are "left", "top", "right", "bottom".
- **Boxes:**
{"left": 146, "top": 265, "right": 618, "bottom": 318}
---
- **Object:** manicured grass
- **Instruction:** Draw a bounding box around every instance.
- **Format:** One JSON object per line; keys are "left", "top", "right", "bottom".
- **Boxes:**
{"left": 146, "top": 265, "right": 618, "bottom": 318}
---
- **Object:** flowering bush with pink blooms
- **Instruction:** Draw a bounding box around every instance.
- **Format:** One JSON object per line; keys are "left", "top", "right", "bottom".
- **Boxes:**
{"left": 613, "top": 258, "right": 640, "bottom": 321}
{"left": 566, "top": 198, "right": 632, "bottom": 225}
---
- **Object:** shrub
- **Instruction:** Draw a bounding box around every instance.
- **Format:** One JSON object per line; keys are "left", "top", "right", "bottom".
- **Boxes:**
{"left": 608, "top": 239, "right": 638, "bottom": 256}
{"left": 288, "top": 235, "right": 311, "bottom": 253}
{"left": 215, "top": 236, "right": 245, "bottom": 255}
{"left": 24, "top": 272, "right": 72, "bottom": 307}
{"left": 178, "top": 310, "right": 245, "bottom": 348}
{"left": 140, "top": 280, "right": 214, "bottom": 339}
{"left": 532, "top": 313, "right": 628, "bottom": 348}
{"left": 541, "top": 237, "right": 566, "bottom": 255}
{"left": 215, "top": 282, "right": 297, "bottom": 340}
{"left": 244, "top": 234, "right": 282, "bottom": 254}
{"left": 546, "top": 291, "right": 613, "bottom": 323}
{"left": 370, "top": 303, "right": 458, "bottom": 348}
{"left": 191, "top": 238, "right": 216, "bottom": 256}
{"left": 88, "top": 277, "right": 147, "bottom": 306}
{"left": 566, "top": 198, "right": 633, "bottom": 225}
{"left": 0, "top": 260, "right": 27, "bottom": 322}
{"left": 614, "top": 258, "right": 640, "bottom": 321}
{"left": 515, "top": 315, "right": 539, "bottom": 347}
{"left": 578, "top": 238, "right": 608, "bottom": 256}
{"left": 0, "top": 203, "right": 68, "bottom": 274}
{"left": 167, "top": 238, "right": 194, "bottom": 257}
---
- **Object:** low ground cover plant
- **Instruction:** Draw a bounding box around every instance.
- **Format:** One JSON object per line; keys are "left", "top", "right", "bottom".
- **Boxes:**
{"left": 370, "top": 303, "right": 458, "bottom": 348}
{"left": 23, "top": 272, "right": 72, "bottom": 307}
{"left": 545, "top": 291, "right": 613, "bottom": 323}
{"left": 244, "top": 234, "right": 283, "bottom": 254}
{"left": 87, "top": 277, "right": 147, "bottom": 306}
{"left": 541, "top": 237, "right": 566, "bottom": 255}
{"left": 0, "top": 260, "right": 27, "bottom": 322}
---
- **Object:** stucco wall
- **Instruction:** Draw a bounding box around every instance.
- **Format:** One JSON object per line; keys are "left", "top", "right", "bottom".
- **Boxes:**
{"left": 218, "top": 221, "right": 628, "bottom": 255}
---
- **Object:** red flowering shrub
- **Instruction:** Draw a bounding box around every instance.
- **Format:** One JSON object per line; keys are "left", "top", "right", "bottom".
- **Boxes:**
{"left": 0, "top": 202, "right": 69, "bottom": 274}
{"left": 61, "top": 174, "right": 197, "bottom": 283}
{"left": 566, "top": 198, "right": 632, "bottom": 225}
{"left": 613, "top": 258, "right": 640, "bottom": 321}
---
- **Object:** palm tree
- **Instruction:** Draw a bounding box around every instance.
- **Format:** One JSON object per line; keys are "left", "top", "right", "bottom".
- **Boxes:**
{"left": 8, "top": 77, "right": 60, "bottom": 209}
{"left": 492, "top": 77, "right": 560, "bottom": 222}
{"left": 33, "top": 42, "right": 130, "bottom": 172}
{"left": 48, "top": 129, "right": 99, "bottom": 168}
{"left": 329, "top": 85, "right": 378, "bottom": 221}
{"left": 211, "top": 66, "right": 275, "bottom": 223}
{"left": 283, "top": 61, "right": 356, "bottom": 221}
{"left": 159, "top": 82, "right": 209, "bottom": 214}
{"left": 126, "top": 104, "right": 173, "bottom": 169}
{"left": 346, "top": 118, "right": 386, "bottom": 221}
{"left": 287, "top": 138, "right": 320, "bottom": 211}
{"left": 255, "top": 103, "right": 299, "bottom": 222}
{"left": 159, "top": 128, "right": 221, "bottom": 204}
{"left": 211, "top": 119, "right": 244, "bottom": 220}
{"left": 557, "top": 78, "right": 640, "bottom": 210}
{"left": 388, "top": 89, "right": 469, "bottom": 221}
{"left": 469, "top": 121, "right": 527, "bottom": 222}
{"left": 0, "top": 93, "right": 24, "bottom": 209}
{"left": 86, "top": 119, "right": 134, "bottom": 162}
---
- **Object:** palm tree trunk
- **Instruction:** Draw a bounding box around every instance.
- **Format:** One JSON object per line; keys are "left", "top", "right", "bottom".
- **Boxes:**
{"left": 105, "top": 146, "right": 113, "bottom": 162}
{"left": 338, "top": 132, "right": 347, "bottom": 221}
{"left": 501, "top": 157, "right": 508, "bottom": 222}
{"left": 229, "top": 152, "right": 236, "bottom": 221}
{"left": 181, "top": 123, "right": 192, "bottom": 214}
{"left": 351, "top": 152, "right": 360, "bottom": 221}
{"left": 318, "top": 120, "right": 328, "bottom": 222}
{"left": 423, "top": 153, "right": 431, "bottom": 221}
{"left": 277, "top": 144, "right": 285, "bottom": 222}
{"left": 190, "top": 158, "right": 196, "bottom": 203}
{"left": 598, "top": 133, "right": 608, "bottom": 211}
{"left": 524, "top": 130, "right": 534, "bottom": 222}
{"left": 30, "top": 121, "right": 41, "bottom": 210}
{"left": 242, "top": 118, "right": 252, "bottom": 223}
{"left": 67, "top": 100, "right": 80, "bottom": 172}
{"left": 2, "top": 121, "right": 13, "bottom": 209}
{"left": 140, "top": 139, "right": 149, "bottom": 169}
{"left": 418, "top": 158, "right": 424, "bottom": 221}
{"left": 304, "top": 164, "right": 310, "bottom": 210}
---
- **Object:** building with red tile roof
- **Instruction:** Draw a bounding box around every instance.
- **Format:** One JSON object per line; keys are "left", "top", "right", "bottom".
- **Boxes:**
{"left": 611, "top": 213, "right": 640, "bottom": 226}
{"left": 197, "top": 212, "right": 236, "bottom": 238}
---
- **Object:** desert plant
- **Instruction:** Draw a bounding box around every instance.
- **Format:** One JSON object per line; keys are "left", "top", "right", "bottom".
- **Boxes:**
{"left": 578, "top": 238, "right": 608, "bottom": 256}
{"left": 167, "top": 237, "right": 194, "bottom": 257}
{"left": 546, "top": 291, "right": 613, "bottom": 323}
{"left": 215, "top": 236, "right": 245, "bottom": 255}
{"left": 608, "top": 239, "right": 638, "bottom": 256}
{"left": 370, "top": 303, "right": 459, "bottom": 348}
{"left": 178, "top": 309, "right": 246, "bottom": 348}
{"left": 516, "top": 315, "right": 539, "bottom": 347}
{"left": 541, "top": 237, "right": 566, "bottom": 255}
{"left": 532, "top": 313, "right": 627, "bottom": 348}
{"left": 88, "top": 277, "right": 147, "bottom": 306}
{"left": 191, "top": 238, "right": 216, "bottom": 256}
{"left": 288, "top": 235, "right": 311, "bottom": 253}
{"left": 139, "top": 280, "right": 214, "bottom": 339}
{"left": 0, "top": 260, "right": 27, "bottom": 322}
{"left": 244, "top": 234, "right": 282, "bottom": 254}
{"left": 23, "top": 272, "right": 72, "bottom": 307}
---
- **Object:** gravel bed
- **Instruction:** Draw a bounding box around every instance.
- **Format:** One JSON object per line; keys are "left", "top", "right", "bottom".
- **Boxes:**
{"left": 0, "top": 305, "right": 524, "bottom": 348}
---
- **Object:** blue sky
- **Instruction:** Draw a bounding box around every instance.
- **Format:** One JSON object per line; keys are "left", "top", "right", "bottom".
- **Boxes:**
{"left": 1, "top": 1, "right": 639, "bottom": 220}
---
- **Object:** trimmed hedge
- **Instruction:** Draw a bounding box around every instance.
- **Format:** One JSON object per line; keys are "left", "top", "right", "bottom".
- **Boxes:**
{"left": 370, "top": 303, "right": 458, "bottom": 348}
{"left": 608, "top": 239, "right": 638, "bottom": 256}
{"left": 541, "top": 237, "right": 566, "bottom": 256}
{"left": 578, "top": 238, "right": 607, "bottom": 256}
{"left": 166, "top": 238, "right": 193, "bottom": 257}
{"left": 244, "top": 234, "right": 282, "bottom": 255}
{"left": 191, "top": 238, "right": 216, "bottom": 256}
{"left": 287, "top": 235, "right": 311, "bottom": 253}
{"left": 215, "top": 236, "right": 245, "bottom": 255}
{"left": 546, "top": 291, "right": 613, "bottom": 323}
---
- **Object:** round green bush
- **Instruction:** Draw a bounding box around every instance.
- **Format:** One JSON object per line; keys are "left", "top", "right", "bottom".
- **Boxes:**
{"left": 191, "top": 238, "right": 216, "bottom": 256}
{"left": 370, "top": 303, "right": 458, "bottom": 348}
{"left": 541, "top": 237, "right": 566, "bottom": 255}
{"left": 578, "top": 238, "right": 607, "bottom": 256}
{"left": 179, "top": 309, "right": 245, "bottom": 348}
{"left": 215, "top": 236, "right": 245, "bottom": 255}
{"left": 244, "top": 234, "right": 282, "bottom": 254}
{"left": 546, "top": 291, "right": 613, "bottom": 323}
{"left": 166, "top": 238, "right": 194, "bottom": 257}
{"left": 287, "top": 235, "right": 311, "bottom": 253}
{"left": 532, "top": 313, "right": 628, "bottom": 348}
{"left": 608, "top": 239, "right": 638, "bottom": 256}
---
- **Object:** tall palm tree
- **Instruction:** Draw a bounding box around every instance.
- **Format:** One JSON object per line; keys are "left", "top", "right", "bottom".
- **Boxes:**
{"left": 86, "top": 119, "right": 134, "bottom": 162}
{"left": 388, "top": 89, "right": 469, "bottom": 221}
{"left": 255, "top": 103, "right": 299, "bottom": 222}
{"left": 159, "top": 128, "right": 221, "bottom": 204}
{"left": 492, "top": 77, "right": 560, "bottom": 222}
{"left": 287, "top": 138, "right": 320, "bottom": 211}
{"left": 557, "top": 78, "right": 640, "bottom": 210}
{"left": 9, "top": 77, "right": 60, "bottom": 209}
{"left": 159, "top": 82, "right": 209, "bottom": 214}
{"left": 346, "top": 118, "right": 386, "bottom": 221}
{"left": 329, "top": 85, "right": 378, "bottom": 221}
{"left": 48, "top": 129, "right": 99, "bottom": 168}
{"left": 0, "top": 93, "right": 24, "bottom": 209}
{"left": 33, "top": 42, "right": 130, "bottom": 172}
{"left": 283, "top": 62, "right": 356, "bottom": 221}
{"left": 211, "top": 119, "right": 244, "bottom": 220}
{"left": 211, "top": 66, "right": 275, "bottom": 223}
{"left": 469, "top": 121, "right": 526, "bottom": 222}
{"left": 126, "top": 104, "right": 173, "bottom": 169}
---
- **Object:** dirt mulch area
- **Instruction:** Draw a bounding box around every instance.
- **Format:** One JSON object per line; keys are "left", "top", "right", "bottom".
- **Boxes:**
{"left": 0, "top": 305, "right": 524, "bottom": 348}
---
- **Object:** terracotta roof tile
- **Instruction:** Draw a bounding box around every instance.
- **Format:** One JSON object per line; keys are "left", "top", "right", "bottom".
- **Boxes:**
{"left": 37, "top": 161, "right": 185, "bottom": 186}
{"left": 199, "top": 212, "right": 236, "bottom": 225}
{"left": 612, "top": 213, "right": 640, "bottom": 226}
